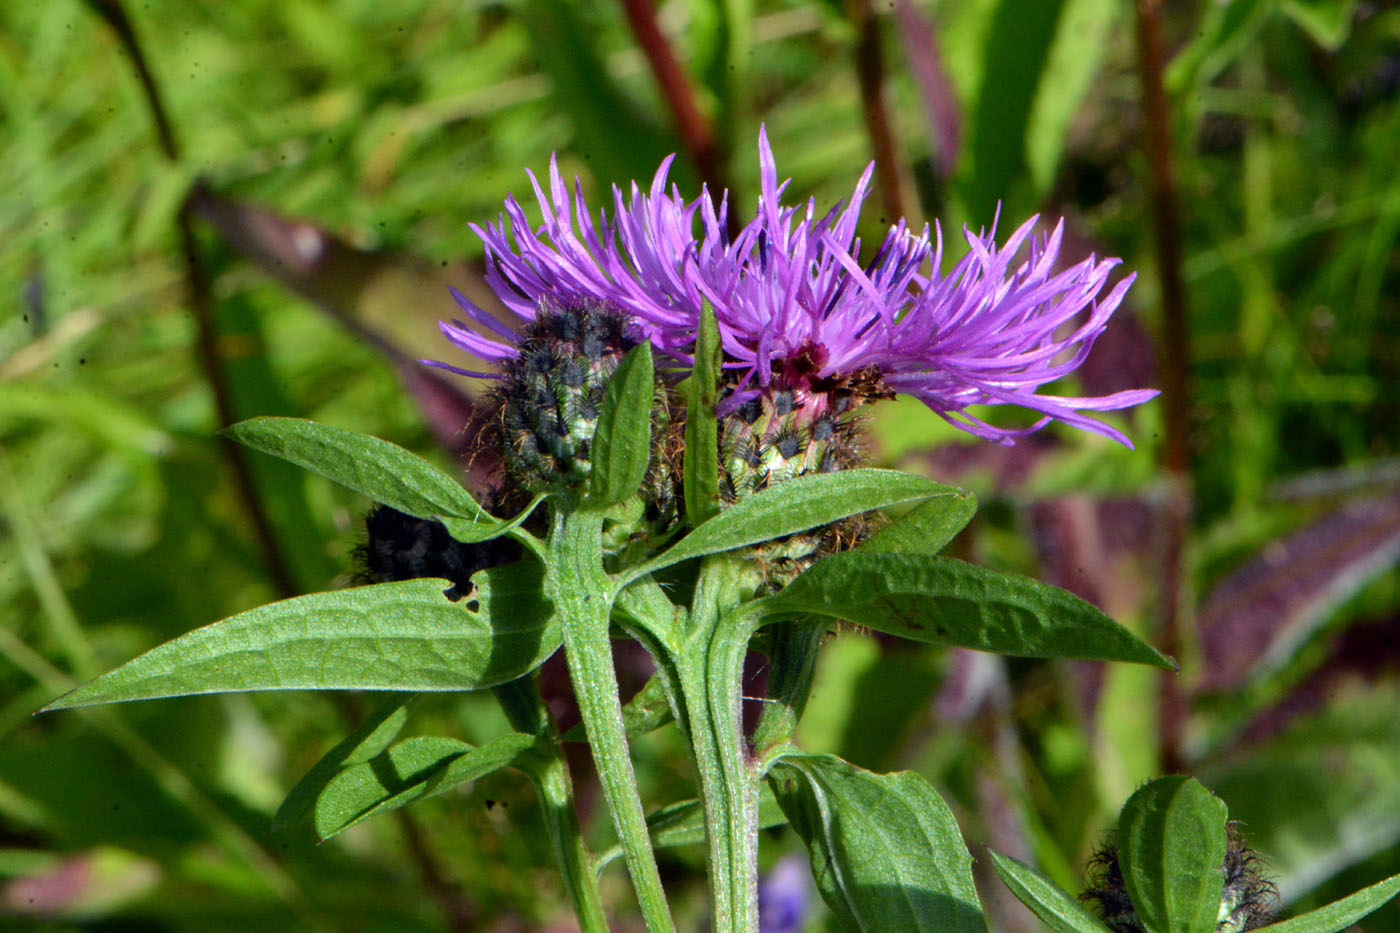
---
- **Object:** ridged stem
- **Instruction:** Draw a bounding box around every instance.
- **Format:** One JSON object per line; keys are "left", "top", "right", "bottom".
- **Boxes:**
{"left": 549, "top": 507, "right": 676, "bottom": 933}
{"left": 680, "top": 556, "right": 760, "bottom": 931}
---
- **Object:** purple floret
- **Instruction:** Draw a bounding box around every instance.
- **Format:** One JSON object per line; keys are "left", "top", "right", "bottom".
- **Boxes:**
{"left": 430, "top": 127, "right": 1157, "bottom": 446}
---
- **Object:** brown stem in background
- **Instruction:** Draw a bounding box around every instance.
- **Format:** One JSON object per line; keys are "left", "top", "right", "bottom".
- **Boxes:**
{"left": 86, "top": 3, "right": 482, "bottom": 927}
{"left": 1134, "top": 0, "right": 1191, "bottom": 774}
{"left": 174, "top": 205, "right": 301, "bottom": 600}
{"left": 847, "top": 0, "right": 913, "bottom": 224}
{"left": 892, "top": 0, "right": 961, "bottom": 182}
{"left": 85, "top": 0, "right": 298, "bottom": 598}
{"left": 86, "top": 0, "right": 179, "bottom": 160}
{"left": 619, "top": 0, "right": 732, "bottom": 209}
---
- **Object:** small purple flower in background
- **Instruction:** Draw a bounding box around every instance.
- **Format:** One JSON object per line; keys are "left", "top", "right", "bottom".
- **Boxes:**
{"left": 757, "top": 853, "right": 811, "bottom": 933}
{"left": 431, "top": 127, "right": 1156, "bottom": 447}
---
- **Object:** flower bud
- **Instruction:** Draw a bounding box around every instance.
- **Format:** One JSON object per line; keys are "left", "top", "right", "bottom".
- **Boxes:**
{"left": 492, "top": 303, "right": 635, "bottom": 495}
{"left": 1080, "top": 826, "right": 1277, "bottom": 932}
{"left": 713, "top": 351, "right": 889, "bottom": 588}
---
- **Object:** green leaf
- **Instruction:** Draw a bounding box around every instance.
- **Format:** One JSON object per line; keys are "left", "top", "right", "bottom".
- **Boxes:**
{"left": 596, "top": 786, "right": 787, "bottom": 868}
{"left": 683, "top": 300, "right": 722, "bottom": 527}
{"left": 1163, "top": 0, "right": 1270, "bottom": 93}
{"left": 628, "top": 470, "right": 958, "bottom": 582}
{"left": 1117, "top": 776, "right": 1229, "bottom": 933}
{"left": 1259, "top": 872, "right": 1400, "bottom": 933}
{"left": 517, "top": 0, "right": 676, "bottom": 187}
{"left": 989, "top": 851, "right": 1112, "bottom": 933}
{"left": 314, "top": 732, "right": 536, "bottom": 839}
{"left": 222, "top": 417, "right": 513, "bottom": 542}
{"left": 959, "top": 0, "right": 1065, "bottom": 221}
{"left": 1280, "top": 0, "right": 1358, "bottom": 51}
{"left": 562, "top": 673, "right": 673, "bottom": 743}
{"left": 1024, "top": 0, "right": 1120, "bottom": 197}
{"left": 272, "top": 694, "right": 417, "bottom": 834}
{"left": 768, "top": 753, "right": 986, "bottom": 932}
{"left": 758, "top": 552, "right": 1174, "bottom": 669}
{"left": 589, "top": 342, "right": 655, "bottom": 507}
{"left": 858, "top": 489, "right": 977, "bottom": 557}
{"left": 41, "top": 565, "right": 561, "bottom": 710}
{"left": 1198, "top": 686, "right": 1400, "bottom": 903}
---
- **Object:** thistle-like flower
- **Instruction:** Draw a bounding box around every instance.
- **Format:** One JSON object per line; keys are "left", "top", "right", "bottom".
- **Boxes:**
{"left": 430, "top": 127, "right": 1156, "bottom": 450}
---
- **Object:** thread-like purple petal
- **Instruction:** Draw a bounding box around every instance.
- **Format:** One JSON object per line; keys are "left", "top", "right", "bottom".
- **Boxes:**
{"left": 432, "top": 128, "right": 1156, "bottom": 445}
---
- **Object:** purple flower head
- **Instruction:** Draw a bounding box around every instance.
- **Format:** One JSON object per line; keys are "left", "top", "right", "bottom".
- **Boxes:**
{"left": 430, "top": 127, "right": 1157, "bottom": 446}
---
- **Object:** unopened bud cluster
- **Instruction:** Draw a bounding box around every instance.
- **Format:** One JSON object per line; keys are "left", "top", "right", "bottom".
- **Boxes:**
{"left": 493, "top": 303, "right": 636, "bottom": 494}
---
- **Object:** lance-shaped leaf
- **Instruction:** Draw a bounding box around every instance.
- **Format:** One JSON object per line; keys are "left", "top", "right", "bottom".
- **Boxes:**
{"left": 41, "top": 564, "right": 560, "bottom": 710}
{"left": 757, "top": 552, "right": 1173, "bottom": 668}
{"left": 1117, "top": 776, "right": 1229, "bottom": 933}
{"left": 768, "top": 753, "right": 986, "bottom": 932}
{"left": 626, "top": 470, "right": 960, "bottom": 583}
{"left": 589, "top": 342, "right": 655, "bottom": 507}
{"left": 223, "top": 416, "right": 519, "bottom": 543}
{"left": 990, "top": 851, "right": 1112, "bottom": 933}
{"left": 272, "top": 694, "right": 418, "bottom": 834}
{"left": 314, "top": 732, "right": 536, "bottom": 839}
{"left": 1259, "top": 872, "right": 1400, "bottom": 933}
{"left": 858, "top": 489, "right": 977, "bottom": 557}
{"left": 683, "top": 301, "right": 722, "bottom": 526}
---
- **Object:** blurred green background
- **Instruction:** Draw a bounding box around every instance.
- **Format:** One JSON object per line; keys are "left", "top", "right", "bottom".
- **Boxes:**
{"left": 3, "top": 0, "right": 1399, "bottom": 929}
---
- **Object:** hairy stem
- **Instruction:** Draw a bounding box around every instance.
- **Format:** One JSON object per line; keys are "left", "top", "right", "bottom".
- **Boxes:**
{"left": 493, "top": 678, "right": 609, "bottom": 932}
{"left": 680, "top": 557, "right": 760, "bottom": 931}
{"left": 550, "top": 508, "right": 675, "bottom": 933}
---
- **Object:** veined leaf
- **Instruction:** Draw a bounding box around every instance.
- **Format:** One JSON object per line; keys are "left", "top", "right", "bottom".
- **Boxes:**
{"left": 627, "top": 470, "right": 960, "bottom": 582}
{"left": 1117, "top": 777, "right": 1229, "bottom": 933}
{"left": 857, "top": 490, "right": 977, "bottom": 557}
{"left": 272, "top": 693, "right": 418, "bottom": 834}
{"left": 758, "top": 552, "right": 1173, "bottom": 669}
{"left": 1259, "top": 872, "right": 1400, "bottom": 933}
{"left": 990, "top": 851, "right": 1112, "bottom": 933}
{"left": 223, "top": 417, "right": 516, "bottom": 542}
{"left": 589, "top": 342, "right": 654, "bottom": 508}
{"left": 41, "top": 564, "right": 560, "bottom": 710}
{"left": 314, "top": 732, "right": 536, "bottom": 839}
{"left": 768, "top": 753, "right": 986, "bottom": 932}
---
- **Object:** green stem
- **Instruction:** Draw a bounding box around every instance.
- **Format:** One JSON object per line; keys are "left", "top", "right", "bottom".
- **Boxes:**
{"left": 751, "top": 618, "right": 828, "bottom": 757}
{"left": 549, "top": 508, "right": 675, "bottom": 933}
{"left": 527, "top": 754, "right": 609, "bottom": 932}
{"left": 680, "top": 556, "right": 761, "bottom": 931}
{"left": 492, "top": 679, "right": 608, "bottom": 932}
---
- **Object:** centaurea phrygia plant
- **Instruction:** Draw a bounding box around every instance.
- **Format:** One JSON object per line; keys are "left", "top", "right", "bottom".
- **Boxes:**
{"left": 43, "top": 132, "right": 1400, "bottom": 932}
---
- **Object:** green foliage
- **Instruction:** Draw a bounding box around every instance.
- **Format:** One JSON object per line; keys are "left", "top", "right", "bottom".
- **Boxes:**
{"left": 224, "top": 417, "right": 523, "bottom": 542}
{"left": 314, "top": 732, "right": 536, "bottom": 838}
{"left": 682, "top": 301, "right": 723, "bottom": 527}
{"left": 7, "top": 0, "right": 1400, "bottom": 928}
{"left": 588, "top": 342, "right": 655, "bottom": 508}
{"left": 995, "top": 778, "right": 1400, "bottom": 933}
{"left": 768, "top": 753, "right": 986, "bottom": 932}
{"left": 272, "top": 693, "right": 417, "bottom": 834}
{"left": 1116, "top": 777, "right": 1230, "bottom": 933}
{"left": 42, "top": 569, "right": 560, "bottom": 709}
{"left": 760, "top": 551, "right": 1174, "bottom": 668}
{"left": 628, "top": 470, "right": 963, "bottom": 580}
{"left": 990, "top": 851, "right": 1112, "bottom": 933}
{"left": 1260, "top": 874, "right": 1400, "bottom": 933}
